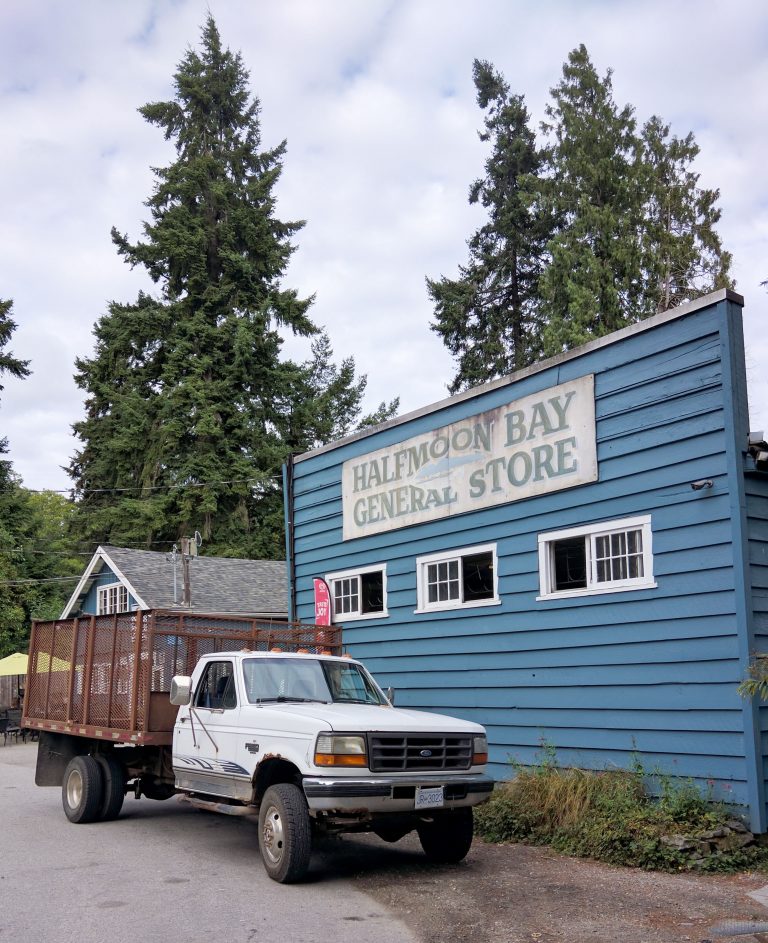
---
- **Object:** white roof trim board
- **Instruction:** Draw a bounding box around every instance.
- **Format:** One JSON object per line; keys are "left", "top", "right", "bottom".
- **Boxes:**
{"left": 61, "top": 546, "right": 149, "bottom": 618}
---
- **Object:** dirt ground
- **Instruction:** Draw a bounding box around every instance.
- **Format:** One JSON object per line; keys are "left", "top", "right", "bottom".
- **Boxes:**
{"left": 313, "top": 832, "right": 768, "bottom": 943}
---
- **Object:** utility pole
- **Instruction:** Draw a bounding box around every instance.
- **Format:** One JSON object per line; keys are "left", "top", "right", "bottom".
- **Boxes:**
{"left": 179, "top": 533, "right": 201, "bottom": 609}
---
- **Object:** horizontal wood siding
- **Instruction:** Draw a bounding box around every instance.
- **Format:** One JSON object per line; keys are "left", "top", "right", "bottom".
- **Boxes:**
{"left": 746, "top": 474, "right": 768, "bottom": 819}
{"left": 292, "top": 299, "right": 752, "bottom": 811}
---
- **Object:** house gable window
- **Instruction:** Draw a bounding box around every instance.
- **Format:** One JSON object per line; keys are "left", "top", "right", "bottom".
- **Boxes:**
{"left": 538, "top": 515, "right": 655, "bottom": 600}
{"left": 97, "top": 582, "right": 129, "bottom": 615}
{"left": 416, "top": 543, "right": 499, "bottom": 613}
{"left": 326, "top": 565, "right": 387, "bottom": 621}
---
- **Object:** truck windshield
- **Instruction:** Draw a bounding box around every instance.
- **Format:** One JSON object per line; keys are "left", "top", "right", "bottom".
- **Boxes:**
{"left": 242, "top": 657, "right": 384, "bottom": 706}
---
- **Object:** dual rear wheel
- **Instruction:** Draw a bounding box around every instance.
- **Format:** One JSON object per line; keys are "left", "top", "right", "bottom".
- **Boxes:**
{"left": 62, "top": 754, "right": 126, "bottom": 824}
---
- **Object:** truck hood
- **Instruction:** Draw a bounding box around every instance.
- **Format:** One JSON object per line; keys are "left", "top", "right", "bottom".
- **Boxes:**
{"left": 242, "top": 701, "right": 484, "bottom": 734}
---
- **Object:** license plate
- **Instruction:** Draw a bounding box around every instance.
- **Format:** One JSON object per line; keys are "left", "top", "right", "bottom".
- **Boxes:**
{"left": 415, "top": 785, "right": 444, "bottom": 809}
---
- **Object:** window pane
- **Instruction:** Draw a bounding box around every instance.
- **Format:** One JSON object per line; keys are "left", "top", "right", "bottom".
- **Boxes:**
{"left": 462, "top": 551, "right": 494, "bottom": 601}
{"left": 360, "top": 570, "right": 384, "bottom": 613}
{"left": 596, "top": 557, "right": 608, "bottom": 582}
{"left": 594, "top": 528, "right": 643, "bottom": 584}
{"left": 195, "top": 661, "right": 236, "bottom": 710}
{"left": 426, "top": 559, "right": 459, "bottom": 605}
{"left": 333, "top": 576, "right": 359, "bottom": 615}
{"left": 552, "top": 537, "right": 587, "bottom": 590}
{"left": 98, "top": 584, "right": 129, "bottom": 615}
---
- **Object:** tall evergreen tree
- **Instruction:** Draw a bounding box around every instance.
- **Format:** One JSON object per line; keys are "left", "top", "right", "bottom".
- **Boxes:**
{"left": 538, "top": 45, "right": 646, "bottom": 355}
{"left": 279, "top": 331, "right": 399, "bottom": 453}
{"left": 431, "top": 47, "right": 733, "bottom": 380}
{"left": 70, "top": 18, "right": 389, "bottom": 558}
{"left": 640, "top": 116, "right": 732, "bottom": 312}
{"left": 0, "top": 298, "right": 35, "bottom": 656}
{"left": 428, "top": 60, "right": 550, "bottom": 394}
{"left": 0, "top": 298, "right": 30, "bottom": 465}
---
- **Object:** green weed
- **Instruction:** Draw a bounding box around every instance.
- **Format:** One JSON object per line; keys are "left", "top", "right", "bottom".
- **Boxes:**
{"left": 474, "top": 754, "right": 767, "bottom": 873}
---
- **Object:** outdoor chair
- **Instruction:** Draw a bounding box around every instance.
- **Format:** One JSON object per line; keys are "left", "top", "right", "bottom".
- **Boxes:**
{"left": 0, "top": 711, "right": 22, "bottom": 745}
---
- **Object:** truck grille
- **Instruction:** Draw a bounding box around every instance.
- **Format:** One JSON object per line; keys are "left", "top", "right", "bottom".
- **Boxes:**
{"left": 368, "top": 734, "right": 473, "bottom": 772}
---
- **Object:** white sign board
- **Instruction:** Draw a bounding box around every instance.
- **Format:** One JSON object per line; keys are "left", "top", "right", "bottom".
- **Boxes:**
{"left": 342, "top": 375, "right": 597, "bottom": 541}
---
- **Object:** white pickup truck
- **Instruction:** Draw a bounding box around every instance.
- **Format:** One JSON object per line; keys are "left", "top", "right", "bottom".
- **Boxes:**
{"left": 44, "top": 647, "right": 493, "bottom": 883}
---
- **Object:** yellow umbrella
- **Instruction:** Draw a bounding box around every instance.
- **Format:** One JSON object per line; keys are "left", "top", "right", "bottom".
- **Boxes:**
{"left": 33, "top": 652, "right": 71, "bottom": 673}
{"left": 0, "top": 652, "right": 28, "bottom": 677}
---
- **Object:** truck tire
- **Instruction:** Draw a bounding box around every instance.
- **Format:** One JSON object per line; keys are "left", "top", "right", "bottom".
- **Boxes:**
{"left": 258, "top": 783, "right": 312, "bottom": 883}
{"left": 95, "top": 754, "right": 126, "bottom": 821}
{"left": 62, "top": 755, "right": 104, "bottom": 824}
{"left": 417, "top": 807, "right": 474, "bottom": 863}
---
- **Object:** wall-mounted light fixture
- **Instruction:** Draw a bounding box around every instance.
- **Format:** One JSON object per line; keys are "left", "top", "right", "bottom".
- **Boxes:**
{"left": 690, "top": 479, "right": 714, "bottom": 491}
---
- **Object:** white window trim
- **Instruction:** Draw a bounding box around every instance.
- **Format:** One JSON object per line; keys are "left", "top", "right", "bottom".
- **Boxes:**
{"left": 537, "top": 514, "right": 656, "bottom": 601}
{"left": 325, "top": 563, "right": 388, "bottom": 622}
{"left": 97, "top": 581, "right": 129, "bottom": 615}
{"left": 415, "top": 542, "right": 501, "bottom": 614}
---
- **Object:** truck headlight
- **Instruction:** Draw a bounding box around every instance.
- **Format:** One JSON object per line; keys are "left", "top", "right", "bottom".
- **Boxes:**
{"left": 472, "top": 735, "right": 488, "bottom": 765}
{"left": 315, "top": 734, "right": 368, "bottom": 768}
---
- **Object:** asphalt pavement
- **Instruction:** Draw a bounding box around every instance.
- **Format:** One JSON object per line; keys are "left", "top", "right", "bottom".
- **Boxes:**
{"left": 0, "top": 741, "right": 417, "bottom": 943}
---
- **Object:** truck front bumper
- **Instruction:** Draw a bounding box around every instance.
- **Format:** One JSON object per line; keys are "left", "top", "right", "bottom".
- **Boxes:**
{"left": 302, "top": 773, "right": 494, "bottom": 813}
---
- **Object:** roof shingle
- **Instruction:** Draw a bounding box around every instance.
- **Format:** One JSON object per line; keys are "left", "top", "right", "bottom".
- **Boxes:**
{"left": 97, "top": 546, "right": 287, "bottom": 617}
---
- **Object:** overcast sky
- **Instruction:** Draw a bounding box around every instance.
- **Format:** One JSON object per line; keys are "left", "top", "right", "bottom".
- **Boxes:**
{"left": 1, "top": 0, "right": 766, "bottom": 492}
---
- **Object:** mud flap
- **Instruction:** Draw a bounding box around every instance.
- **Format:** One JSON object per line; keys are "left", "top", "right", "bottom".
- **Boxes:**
{"left": 35, "top": 732, "right": 87, "bottom": 786}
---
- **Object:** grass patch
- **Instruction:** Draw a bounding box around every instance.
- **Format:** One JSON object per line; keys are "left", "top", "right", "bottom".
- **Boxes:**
{"left": 474, "top": 760, "right": 768, "bottom": 872}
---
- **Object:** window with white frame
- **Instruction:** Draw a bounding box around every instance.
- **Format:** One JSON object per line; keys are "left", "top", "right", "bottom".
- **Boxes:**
{"left": 97, "top": 582, "right": 129, "bottom": 615}
{"left": 416, "top": 543, "right": 499, "bottom": 613}
{"left": 326, "top": 565, "right": 387, "bottom": 621}
{"left": 538, "top": 515, "right": 655, "bottom": 599}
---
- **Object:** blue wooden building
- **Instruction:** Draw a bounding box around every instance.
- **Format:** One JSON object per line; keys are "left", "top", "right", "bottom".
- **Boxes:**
{"left": 284, "top": 289, "right": 768, "bottom": 831}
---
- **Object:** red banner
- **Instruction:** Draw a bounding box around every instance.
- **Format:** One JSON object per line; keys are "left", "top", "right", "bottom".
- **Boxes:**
{"left": 313, "top": 578, "right": 332, "bottom": 626}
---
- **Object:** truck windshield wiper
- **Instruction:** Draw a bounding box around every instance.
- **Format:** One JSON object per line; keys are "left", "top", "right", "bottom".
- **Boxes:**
{"left": 334, "top": 697, "right": 380, "bottom": 704}
{"left": 256, "top": 696, "right": 327, "bottom": 704}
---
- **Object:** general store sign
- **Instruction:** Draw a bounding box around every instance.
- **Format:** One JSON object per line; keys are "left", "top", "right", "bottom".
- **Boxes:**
{"left": 342, "top": 375, "right": 597, "bottom": 540}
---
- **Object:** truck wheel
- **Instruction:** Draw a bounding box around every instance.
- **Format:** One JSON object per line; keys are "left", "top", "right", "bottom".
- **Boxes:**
{"left": 95, "top": 754, "right": 126, "bottom": 821}
{"left": 62, "top": 755, "right": 104, "bottom": 824}
{"left": 258, "top": 784, "right": 312, "bottom": 883}
{"left": 417, "top": 807, "right": 474, "bottom": 863}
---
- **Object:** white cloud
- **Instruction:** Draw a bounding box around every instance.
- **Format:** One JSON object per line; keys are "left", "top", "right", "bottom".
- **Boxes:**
{"left": 1, "top": 0, "right": 767, "bottom": 491}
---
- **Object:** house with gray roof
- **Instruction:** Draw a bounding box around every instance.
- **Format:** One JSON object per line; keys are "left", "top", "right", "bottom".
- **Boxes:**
{"left": 61, "top": 545, "right": 287, "bottom": 620}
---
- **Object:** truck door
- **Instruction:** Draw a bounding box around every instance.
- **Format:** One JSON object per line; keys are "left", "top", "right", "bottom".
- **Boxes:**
{"left": 173, "top": 659, "right": 250, "bottom": 800}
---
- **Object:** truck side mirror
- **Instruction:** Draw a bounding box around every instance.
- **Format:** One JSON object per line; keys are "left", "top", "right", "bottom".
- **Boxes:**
{"left": 170, "top": 675, "right": 192, "bottom": 706}
{"left": 386, "top": 686, "right": 395, "bottom": 705}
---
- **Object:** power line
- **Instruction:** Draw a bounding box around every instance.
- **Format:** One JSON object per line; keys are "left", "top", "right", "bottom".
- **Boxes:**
{"left": 0, "top": 549, "right": 94, "bottom": 556}
{"left": 0, "top": 575, "right": 83, "bottom": 586}
{"left": 10, "top": 538, "right": 179, "bottom": 550}
{"left": 19, "top": 475, "right": 282, "bottom": 496}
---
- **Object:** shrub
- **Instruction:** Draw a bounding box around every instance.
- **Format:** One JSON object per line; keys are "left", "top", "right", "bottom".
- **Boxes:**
{"left": 474, "top": 759, "right": 767, "bottom": 872}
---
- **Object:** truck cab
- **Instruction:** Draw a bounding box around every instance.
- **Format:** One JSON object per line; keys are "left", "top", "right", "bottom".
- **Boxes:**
{"left": 171, "top": 650, "right": 493, "bottom": 881}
